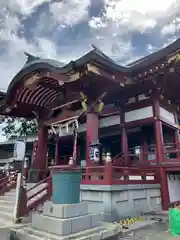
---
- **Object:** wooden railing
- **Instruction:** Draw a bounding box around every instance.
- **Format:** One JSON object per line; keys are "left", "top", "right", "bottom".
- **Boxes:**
{"left": 81, "top": 165, "right": 159, "bottom": 185}
{"left": 112, "top": 146, "right": 157, "bottom": 166}
{"left": 112, "top": 166, "right": 159, "bottom": 184}
{"left": 164, "top": 142, "right": 180, "bottom": 160}
{"left": 0, "top": 173, "right": 17, "bottom": 195}
{"left": 112, "top": 141, "right": 180, "bottom": 164}
{"left": 15, "top": 175, "right": 52, "bottom": 220}
{"left": 26, "top": 176, "right": 52, "bottom": 214}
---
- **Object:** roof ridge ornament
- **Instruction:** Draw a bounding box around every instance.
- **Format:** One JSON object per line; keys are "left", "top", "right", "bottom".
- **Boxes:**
{"left": 24, "top": 52, "right": 40, "bottom": 63}
{"left": 90, "top": 44, "right": 114, "bottom": 62}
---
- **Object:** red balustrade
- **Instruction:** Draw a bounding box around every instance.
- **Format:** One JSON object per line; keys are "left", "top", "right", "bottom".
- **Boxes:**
{"left": 81, "top": 165, "right": 159, "bottom": 185}
{"left": 0, "top": 173, "right": 17, "bottom": 195}
{"left": 26, "top": 176, "right": 52, "bottom": 214}
{"left": 164, "top": 142, "right": 180, "bottom": 161}
{"left": 16, "top": 176, "right": 52, "bottom": 219}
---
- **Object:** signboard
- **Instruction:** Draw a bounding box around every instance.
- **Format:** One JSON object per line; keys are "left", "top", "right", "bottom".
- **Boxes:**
{"left": 13, "top": 140, "right": 26, "bottom": 161}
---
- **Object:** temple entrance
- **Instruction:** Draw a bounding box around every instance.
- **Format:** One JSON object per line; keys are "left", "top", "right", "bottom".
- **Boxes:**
{"left": 167, "top": 172, "right": 180, "bottom": 203}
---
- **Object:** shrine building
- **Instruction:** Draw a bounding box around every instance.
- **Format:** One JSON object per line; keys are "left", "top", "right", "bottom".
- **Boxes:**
{"left": 1, "top": 40, "right": 180, "bottom": 220}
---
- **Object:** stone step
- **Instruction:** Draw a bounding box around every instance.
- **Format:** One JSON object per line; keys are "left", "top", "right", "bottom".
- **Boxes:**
{"left": 0, "top": 217, "right": 13, "bottom": 227}
{"left": 0, "top": 202, "right": 14, "bottom": 212}
{"left": 11, "top": 225, "right": 106, "bottom": 240}
{"left": 5, "top": 191, "right": 16, "bottom": 196}
{"left": 0, "top": 199, "right": 15, "bottom": 205}
{"left": 0, "top": 210, "right": 13, "bottom": 223}
{"left": 0, "top": 196, "right": 16, "bottom": 202}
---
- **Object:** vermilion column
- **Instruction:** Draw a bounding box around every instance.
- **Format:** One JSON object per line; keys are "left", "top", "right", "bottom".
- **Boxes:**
{"left": 55, "top": 137, "right": 60, "bottom": 165}
{"left": 86, "top": 112, "right": 99, "bottom": 166}
{"left": 120, "top": 110, "right": 129, "bottom": 166}
{"left": 174, "top": 130, "right": 180, "bottom": 157}
{"left": 174, "top": 112, "right": 180, "bottom": 157}
{"left": 121, "top": 127, "right": 128, "bottom": 166}
{"left": 34, "top": 125, "right": 48, "bottom": 171}
{"left": 154, "top": 120, "right": 164, "bottom": 163}
{"left": 153, "top": 98, "right": 169, "bottom": 209}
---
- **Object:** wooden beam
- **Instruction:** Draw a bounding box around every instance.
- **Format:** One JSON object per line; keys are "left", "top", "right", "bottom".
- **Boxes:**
{"left": 45, "top": 109, "right": 82, "bottom": 125}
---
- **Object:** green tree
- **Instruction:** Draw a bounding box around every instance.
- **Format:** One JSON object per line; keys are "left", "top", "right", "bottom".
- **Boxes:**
{"left": 0, "top": 117, "right": 37, "bottom": 139}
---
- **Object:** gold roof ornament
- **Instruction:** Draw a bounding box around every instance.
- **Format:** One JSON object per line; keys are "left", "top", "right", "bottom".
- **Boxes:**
{"left": 168, "top": 53, "right": 180, "bottom": 64}
{"left": 174, "top": 53, "right": 180, "bottom": 63}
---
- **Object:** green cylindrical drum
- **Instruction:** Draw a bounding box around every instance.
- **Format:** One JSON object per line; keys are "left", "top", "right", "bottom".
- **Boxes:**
{"left": 51, "top": 170, "right": 82, "bottom": 204}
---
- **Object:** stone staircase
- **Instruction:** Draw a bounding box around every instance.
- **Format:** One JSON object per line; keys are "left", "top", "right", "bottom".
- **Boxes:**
{"left": 0, "top": 188, "right": 16, "bottom": 227}
{"left": 0, "top": 182, "right": 42, "bottom": 227}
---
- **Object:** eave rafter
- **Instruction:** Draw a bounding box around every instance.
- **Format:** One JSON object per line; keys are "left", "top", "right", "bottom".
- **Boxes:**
{"left": 132, "top": 51, "right": 180, "bottom": 83}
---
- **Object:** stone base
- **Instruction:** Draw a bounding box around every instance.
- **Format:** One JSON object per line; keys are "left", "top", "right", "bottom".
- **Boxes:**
{"left": 32, "top": 202, "right": 101, "bottom": 235}
{"left": 80, "top": 184, "right": 162, "bottom": 222}
{"left": 10, "top": 202, "right": 121, "bottom": 239}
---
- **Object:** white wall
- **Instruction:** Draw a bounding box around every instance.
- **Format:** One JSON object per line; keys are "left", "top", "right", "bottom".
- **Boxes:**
{"left": 168, "top": 174, "right": 180, "bottom": 202}
{"left": 125, "top": 106, "right": 153, "bottom": 123}
{"left": 160, "top": 107, "right": 175, "bottom": 124}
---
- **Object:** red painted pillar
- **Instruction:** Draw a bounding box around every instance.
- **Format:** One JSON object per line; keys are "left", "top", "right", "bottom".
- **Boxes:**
{"left": 154, "top": 120, "right": 169, "bottom": 209}
{"left": 34, "top": 125, "right": 48, "bottom": 180}
{"left": 174, "top": 130, "right": 180, "bottom": 158}
{"left": 55, "top": 137, "right": 60, "bottom": 165}
{"left": 154, "top": 120, "right": 165, "bottom": 163}
{"left": 121, "top": 110, "right": 129, "bottom": 166}
{"left": 86, "top": 112, "right": 99, "bottom": 166}
{"left": 153, "top": 98, "right": 169, "bottom": 209}
{"left": 174, "top": 112, "right": 180, "bottom": 157}
{"left": 159, "top": 167, "right": 170, "bottom": 210}
{"left": 121, "top": 127, "right": 129, "bottom": 166}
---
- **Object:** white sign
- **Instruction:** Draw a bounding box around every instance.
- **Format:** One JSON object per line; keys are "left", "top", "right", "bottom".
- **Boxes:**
{"left": 14, "top": 141, "right": 26, "bottom": 161}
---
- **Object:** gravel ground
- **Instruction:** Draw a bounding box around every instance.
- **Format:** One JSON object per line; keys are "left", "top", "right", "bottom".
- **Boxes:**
{"left": 119, "top": 221, "right": 180, "bottom": 240}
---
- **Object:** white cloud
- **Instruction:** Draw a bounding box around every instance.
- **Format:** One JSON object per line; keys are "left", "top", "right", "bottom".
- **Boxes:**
{"left": 161, "top": 19, "right": 180, "bottom": 36}
{"left": 35, "top": 38, "right": 58, "bottom": 59}
{"left": 104, "top": 0, "right": 177, "bottom": 29}
{"left": 88, "top": 0, "right": 180, "bottom": 65}
{"left": 49, "top": 0, "right": 90, "bottom": 27}
{"left": 1, "top": 0, "right": 51, "bottom": 16}
{"left": 89, "top": 0, "right": 179, "bottom": 34}
{"left": 0, "top": 0, "right": 179, "bottom": 93}
{"left": 89, "top": 17, "right": 107, "bottom": 29}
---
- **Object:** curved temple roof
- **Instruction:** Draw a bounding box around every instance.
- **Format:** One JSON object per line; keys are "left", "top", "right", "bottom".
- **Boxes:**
{"left": 6, "top": 38, "right": 180, "bottom": 96}
{"left": 2, "top": 38, "right": 180, "bottom": 119}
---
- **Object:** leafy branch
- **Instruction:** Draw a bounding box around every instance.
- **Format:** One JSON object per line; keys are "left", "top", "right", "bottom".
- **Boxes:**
{"left": 0, "top": 117, "right": 37, "bottom": 139}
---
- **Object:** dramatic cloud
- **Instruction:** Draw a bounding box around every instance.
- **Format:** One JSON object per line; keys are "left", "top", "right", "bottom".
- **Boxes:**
{"left": 0, "top": 0, "right": 179, "bottom": 93}
{"left": 49, "top": 0, "right": 90, "bottom": 27}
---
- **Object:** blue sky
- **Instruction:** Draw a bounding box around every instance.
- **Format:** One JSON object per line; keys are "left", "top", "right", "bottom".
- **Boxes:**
{"left": 0, "top": 0, "right": 179, "bottom": 141}
{"left": 0, "top": 0, "right": 179, "bottom": 92}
